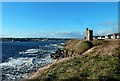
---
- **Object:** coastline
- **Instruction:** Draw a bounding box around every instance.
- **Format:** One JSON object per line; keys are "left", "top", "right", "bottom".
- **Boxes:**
{"left": 24, "top": 40, "right": 93, "bottom": 80}
{"left": 1, "top": 40, "right": 66, "bottom": 81}
{"left": 24, "top": 45, "right": 96, "bottom": 80}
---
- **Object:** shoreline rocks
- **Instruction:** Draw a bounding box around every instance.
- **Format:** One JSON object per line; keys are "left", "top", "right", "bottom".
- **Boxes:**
{"left": 50, "top": 49, "right": 64, "bottom": 59}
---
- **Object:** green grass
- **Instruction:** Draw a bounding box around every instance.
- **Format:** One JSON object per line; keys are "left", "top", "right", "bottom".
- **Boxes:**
{"left": 28, "top": 40, "right": 120, "bottom": 81}
{"left": 33, "top": 48, "right": 120, "bottom": 80}
{"left": 65, "top": 40, "right": 93, "bottom": 55}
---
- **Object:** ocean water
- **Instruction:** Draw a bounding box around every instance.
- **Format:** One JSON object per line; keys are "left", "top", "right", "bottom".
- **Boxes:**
{"left": 0, "top": 40, "right": 65, "bottom": 81}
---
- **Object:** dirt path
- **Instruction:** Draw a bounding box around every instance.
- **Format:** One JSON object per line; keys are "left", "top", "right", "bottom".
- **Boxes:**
{"left": 82, "top": 46, "right": 96, "bottom": 55}
{"left": 26, "top": 46, "right": 95, "bottom": 79}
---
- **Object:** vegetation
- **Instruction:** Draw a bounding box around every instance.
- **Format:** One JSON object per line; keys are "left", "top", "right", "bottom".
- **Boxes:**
{"left": 27, "top": 40, "right": 120, "bottom": 81}
{"left": 64, "top": 40, "right": 93, "bottom": 55}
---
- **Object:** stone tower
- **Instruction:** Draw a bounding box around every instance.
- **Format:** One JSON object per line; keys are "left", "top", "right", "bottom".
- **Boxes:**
{"left": 86, "top": 28, "right": 93, "bottom": 41}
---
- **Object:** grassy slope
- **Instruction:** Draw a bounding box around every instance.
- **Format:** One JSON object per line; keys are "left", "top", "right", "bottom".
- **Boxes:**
{"left": 65, "top": 40, "right": 93, "bottom": 53}
{"left": 28, "top": 40, "right": 120, "bottom": 81}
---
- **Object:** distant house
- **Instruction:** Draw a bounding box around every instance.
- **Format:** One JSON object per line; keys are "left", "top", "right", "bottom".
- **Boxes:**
{"left": 97, "top": 36, "right": 102, "bottom": 40}
{"left": 109, "top": 34, "right": 114, "bottom": 39}
{"left": 101, "top": 36, "right": 105, "bottom": 39}
{"left": 105, "top": 35, "right": 111, "bottom": 39}
{"left": 93, "top": 36, "right": 105, "bottom": 40}
{"left": 93, "top": 36, "right": 99, "bottom": 40}
{"left": 114, "top": 33, "right": 120, "bottom": 39}
{"left": 105, "top": 33, "right": 120, "bottom": 39}
{"left": 93, "top": 33, "right": 120, "bottom": 40}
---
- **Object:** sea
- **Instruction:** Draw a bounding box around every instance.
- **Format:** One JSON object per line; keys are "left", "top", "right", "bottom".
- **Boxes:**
{"left": 0, "top": 40, "right": 65, "bottom": 81}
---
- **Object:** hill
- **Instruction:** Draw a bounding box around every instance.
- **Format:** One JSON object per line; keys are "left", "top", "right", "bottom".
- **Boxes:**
{"left": 26, "top": 39, "right": 120, "bottom": 81}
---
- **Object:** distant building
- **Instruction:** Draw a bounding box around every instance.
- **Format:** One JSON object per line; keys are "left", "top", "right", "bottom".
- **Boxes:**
{"left": 105, "top": 33, "right": 120, "bottom": 39}
{"left": 109, "top": 34, "right": 115, "bottom": 39}
{"left": 86, "top": 28, "right": 93, "bottom": 41}
{"left": 105, "top": 35, "right": 111, "bottom": 39}
{"left": 114, "top": 33, "right": 120, "bottom": 39}
{"left": 100, "top": 36, "right": 105, "bottom": 40}
{"left": 93, "top": 36, "right": 99, "bottom": 40}
{"left": 93, "top": 36, "right": 105, "bottom": 40}
{"left": 93, "top": 33, "right": 120, "bottom": 40}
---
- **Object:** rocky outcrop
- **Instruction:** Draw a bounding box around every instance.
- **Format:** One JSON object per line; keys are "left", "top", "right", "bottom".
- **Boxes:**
{"left": 51, "top": 40, "right": 93, "bottom": 59}
{"left": 51, "top": 49, "right": 64, "bottom": 59}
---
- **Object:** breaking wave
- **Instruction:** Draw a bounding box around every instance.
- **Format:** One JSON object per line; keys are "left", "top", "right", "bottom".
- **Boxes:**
{"left": 1, "top": 41, "right": 65, "bottom": 80}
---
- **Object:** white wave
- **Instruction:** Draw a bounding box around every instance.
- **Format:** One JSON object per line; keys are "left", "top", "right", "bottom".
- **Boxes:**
{"left": 50, "top": 43, "right": 64, "bottom": 49}
{"left": 60, "top": 43, "right": 65, "bottom": 45}
{"left": 50, "top": 44, "right": 58, "bottom": 47}
{"left": 0, "top": 54, "right": 53, "bottom": 80}
{"left": 0, "top": 57, "right": 31, "bottom": 67}
{"left": 1, "top": 43, "right": 61, "bottom": 80}
{"left": 19, "top": 49, "right": 43, "bottom": 54}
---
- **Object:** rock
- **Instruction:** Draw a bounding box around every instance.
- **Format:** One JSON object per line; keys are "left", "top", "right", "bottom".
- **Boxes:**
{"left": 50, "top": 49, "right": 64, "bottom": 59}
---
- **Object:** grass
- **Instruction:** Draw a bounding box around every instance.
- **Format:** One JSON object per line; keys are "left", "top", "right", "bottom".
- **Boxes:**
{"left": 27, "top": 40, "right": 120, "bottom": 81}
{"left": 64, "top": 40, "right": 93, "bottom": 56}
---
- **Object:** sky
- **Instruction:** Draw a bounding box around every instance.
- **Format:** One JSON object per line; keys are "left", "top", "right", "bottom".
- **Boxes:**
{"left": 1, "top": 2, "right": 118, "bottom": 38}
{"left": 1, "top": 0, "right": 120, "bottom": 2}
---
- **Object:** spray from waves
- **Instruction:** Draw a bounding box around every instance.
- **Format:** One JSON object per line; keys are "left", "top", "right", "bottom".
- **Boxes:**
{"left": 1, "top": 42, "right": 64, "bottom": 81}
{"left": 0, "top": 54, "right": 53, "bottom": 80}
